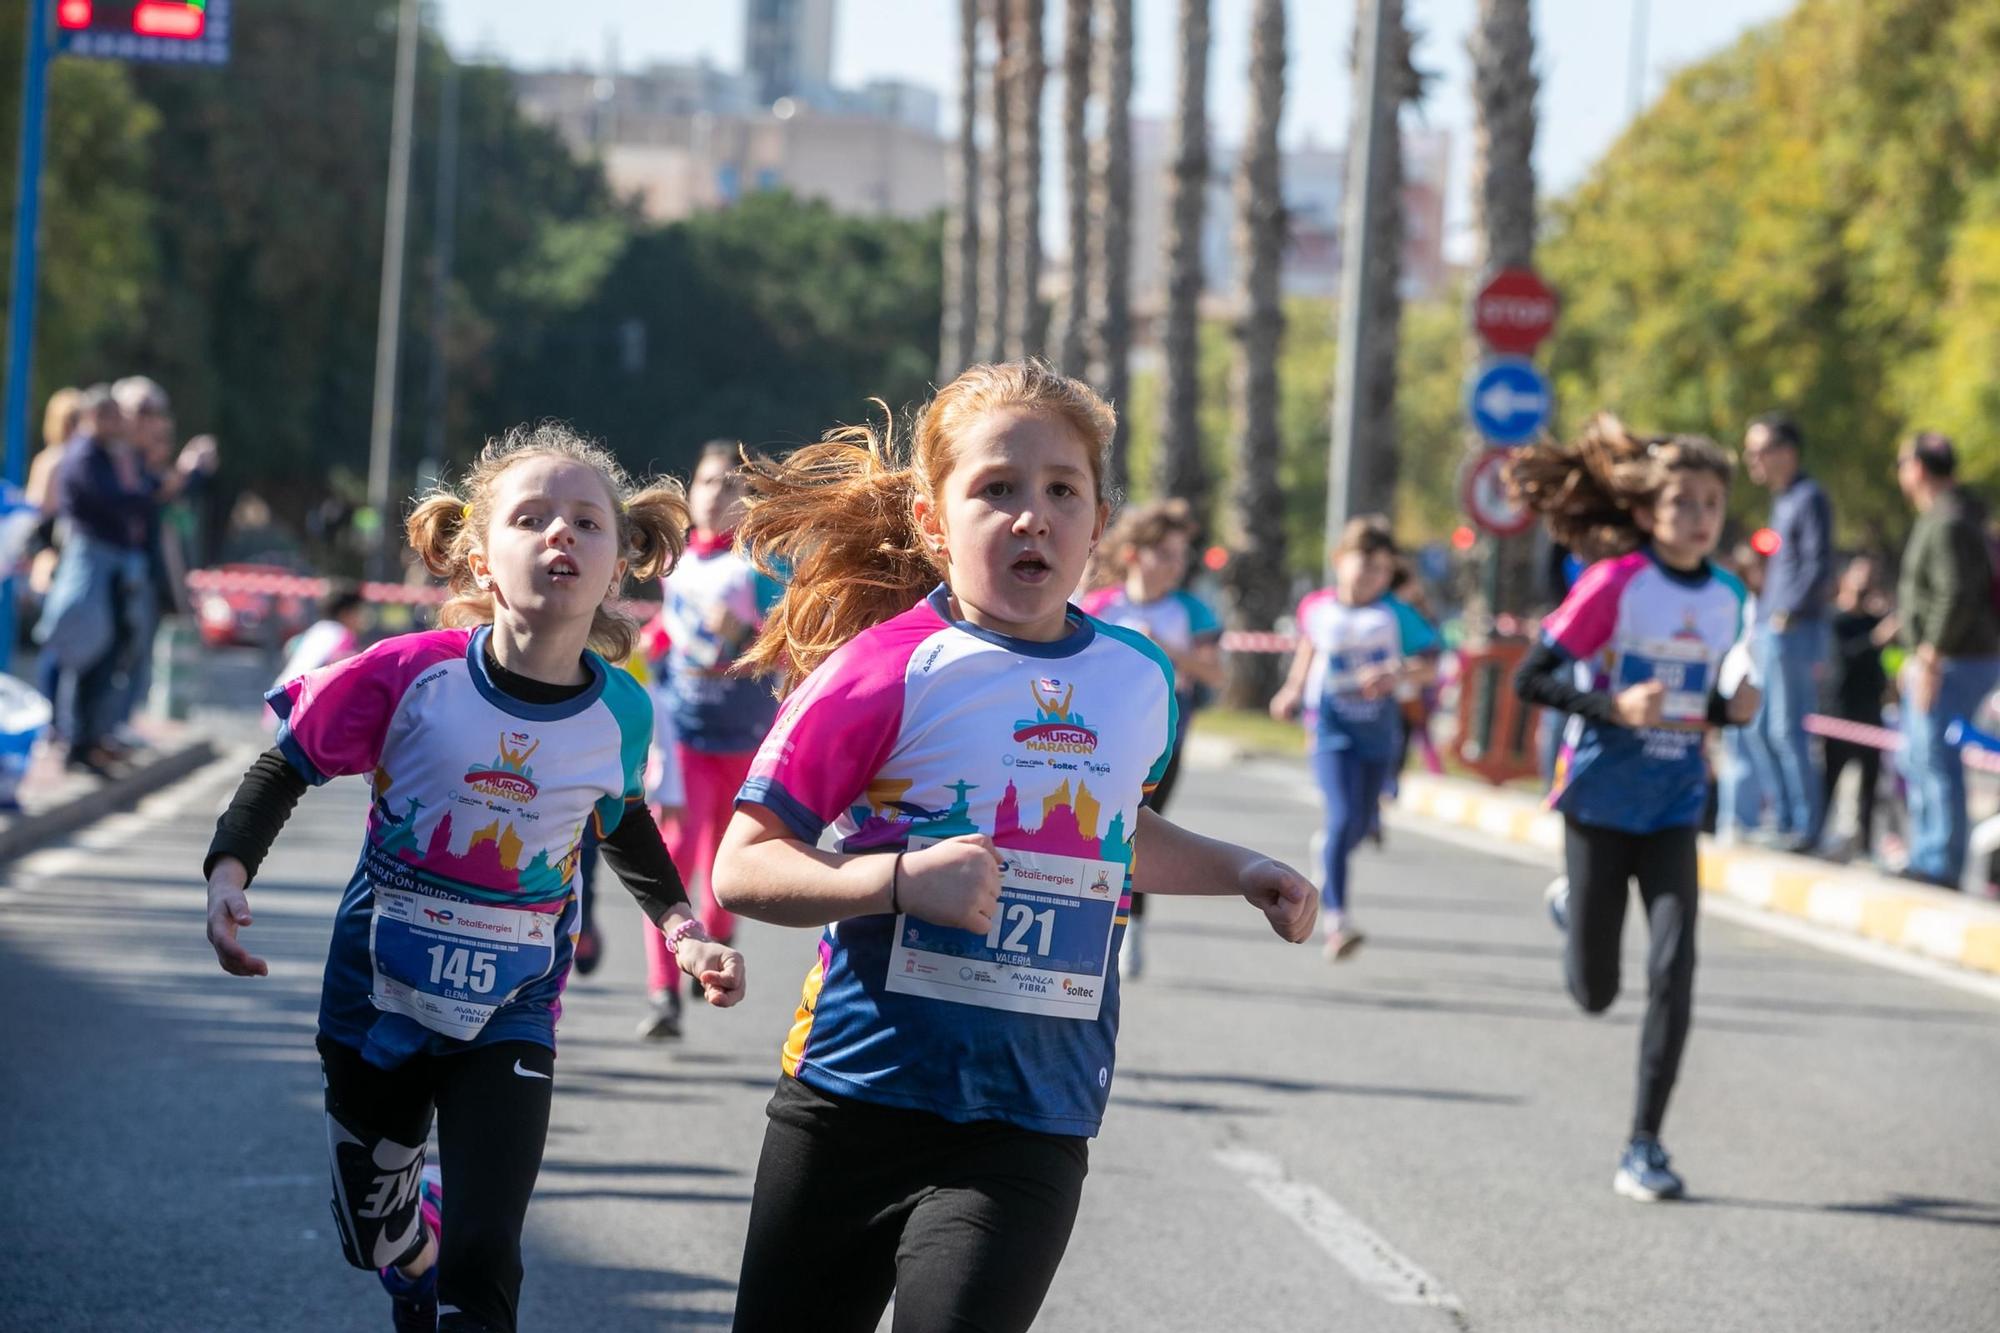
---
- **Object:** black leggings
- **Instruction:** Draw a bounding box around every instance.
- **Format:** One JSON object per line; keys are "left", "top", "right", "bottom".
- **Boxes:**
{"left": 733, "top": 1076, "right": 1089, "bottom": 1333}
{"left": 318, "top": 1034, "right": 555, "bottom": 1333}
{"left": 1822, "top": 737, "right": 1881, "bottom": 855}
{"left": 1561, "top": 820, "right": 1699, "bottom": 1140}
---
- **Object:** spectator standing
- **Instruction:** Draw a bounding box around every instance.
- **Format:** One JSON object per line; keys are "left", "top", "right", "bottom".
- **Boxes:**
{"left": 1743, "top": 414, "right": 1834, "bottom": 851}
{"left": 1894, "top": 433, "right": 2000, "bottom": 887}
{"left": 24, "top": 388, "right": 80, "bottom": 701}
{"left": 35, "top": 386, "right": 147, "bottom": 775}
{"left": 1823, "top": 555, "right": 1892, "bottom": 861}
{"left": 1716, "top": 542, "right": 1771, "bottom": 843}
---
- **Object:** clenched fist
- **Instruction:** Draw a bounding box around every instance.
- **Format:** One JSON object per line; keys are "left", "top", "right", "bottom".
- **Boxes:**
{"left": 897, "top": 835, "right": 1004, "bottom": 935}
{"left": 1241, "top": 857, "right": 1319, "bottom": 943}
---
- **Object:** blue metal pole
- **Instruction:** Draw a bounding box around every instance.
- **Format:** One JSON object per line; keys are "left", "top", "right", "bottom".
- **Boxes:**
{"left": 0, "top": 0, "right": 53, "bottom": 673}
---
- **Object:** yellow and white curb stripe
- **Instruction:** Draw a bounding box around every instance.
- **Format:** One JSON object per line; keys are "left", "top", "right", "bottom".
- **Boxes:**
{"left": 1397, "top": 773, "right": 2000, "bottom": 979}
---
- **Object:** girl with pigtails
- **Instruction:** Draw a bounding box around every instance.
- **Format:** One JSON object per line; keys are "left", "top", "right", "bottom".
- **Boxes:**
{"left": 1509, "top": 415, "right": 1761, "bottom": 1204}
{"left": 710, "top": 361, "right": 1318, "bottom": 1332}
{"left": 200, "top": 425, "right": 747, "bottom": 1333}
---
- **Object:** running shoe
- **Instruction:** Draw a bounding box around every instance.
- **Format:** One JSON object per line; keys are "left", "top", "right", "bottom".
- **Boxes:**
{"left": 637, "top": 989, "right": 683, "bottom": 1040}
{"left": 1613, "top": 1135, "right": 1685, "bottom": 1202}
{"left": 1543, "top": 875, "right": 1571, "bottom": 933}
{"left": 378, "top": 1165, "right": 442, "bottom": 1332}
{"left": 1322, "top": 920, "right": 1366, "bottom": 962}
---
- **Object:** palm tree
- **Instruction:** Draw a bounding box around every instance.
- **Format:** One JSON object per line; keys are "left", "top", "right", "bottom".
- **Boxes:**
{"left": 1346, "top": 0, "right": 1423, "bottom": 520}
{"left": 1005, "top": 0, "right": 1047, "bottom": 360}
{"left": 977, "top": 0, "right": 1012, "bottom": 364}
{"left": 1473, "top": 0, "right": 1536, "bottom": 271}
{"left": 1051, "top": 0, "right": 1094, "bottom": 373}
{"left": 1089, "top": 0, "right": 1135, "bottom": 490}
{"left": 1471, "top": 0, "right": 1537, "bottom": 616}
{"left": 940, "top": 0, "right": 983, "bottom": 381}
{"left": 1158, "top": 0, "right": 1211, "bottom": 517}
{"left": 1225, "top": 0, "right": 1287, "bottom": 708}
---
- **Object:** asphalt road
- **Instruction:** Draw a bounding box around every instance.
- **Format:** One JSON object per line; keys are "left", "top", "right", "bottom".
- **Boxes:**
{"left": 2, "top": 746, "right": 1996, "bottom": 1332}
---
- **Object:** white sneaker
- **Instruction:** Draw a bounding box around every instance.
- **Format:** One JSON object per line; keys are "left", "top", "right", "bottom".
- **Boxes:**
{"left": 1322, "top": 915, "right": 1365, "bottom": 961}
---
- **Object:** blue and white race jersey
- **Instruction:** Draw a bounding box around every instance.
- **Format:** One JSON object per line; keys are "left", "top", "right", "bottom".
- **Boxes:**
{"left": 1298, "top": 590, "right": 1441, "bottom": 761}
{"left": 1542, "top": 549, "right": 1747, "bottom": 833}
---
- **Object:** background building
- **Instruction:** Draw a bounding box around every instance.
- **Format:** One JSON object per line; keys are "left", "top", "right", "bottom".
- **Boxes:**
{"left": 511, "top": 0, "right": 945, "bottom": 224}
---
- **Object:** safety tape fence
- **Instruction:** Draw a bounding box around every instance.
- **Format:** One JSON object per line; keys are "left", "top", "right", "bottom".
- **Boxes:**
{"left": 1805, "top": 712, "right": 2000, "bottom": 775}
{"left": 180, "top": 569, "right": 1535, "bottom": 662}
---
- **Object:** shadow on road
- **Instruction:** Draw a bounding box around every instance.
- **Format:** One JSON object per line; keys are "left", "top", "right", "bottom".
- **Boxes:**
{"left": 1689, "top": 1192, "right": 2000, "bottom": 1230}
{"left": 1116, "top": 1066, "right": 1523, "bottom": 1106}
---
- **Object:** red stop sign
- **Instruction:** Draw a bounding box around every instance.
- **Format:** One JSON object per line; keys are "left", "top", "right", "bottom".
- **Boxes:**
{"left": 1474, "top": 268, "right": 1558, "bottom": 354}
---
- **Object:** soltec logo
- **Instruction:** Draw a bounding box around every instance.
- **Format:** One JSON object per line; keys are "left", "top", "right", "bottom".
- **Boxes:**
{"left": 1061, "top": 978, "right": 1096, "bottom": 1000}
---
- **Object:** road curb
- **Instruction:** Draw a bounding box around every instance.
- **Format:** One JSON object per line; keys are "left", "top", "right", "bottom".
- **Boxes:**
{"left": 0, "top": 739, "right": 218, "bottom": 863}
{"left": 1396, "top": 772, "right": 2000, "bottom": 979}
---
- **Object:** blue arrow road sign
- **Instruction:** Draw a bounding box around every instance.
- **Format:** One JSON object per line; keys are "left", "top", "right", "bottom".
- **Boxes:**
{"left": 1466, "top": 358, "right": 1552, "bottom": 446}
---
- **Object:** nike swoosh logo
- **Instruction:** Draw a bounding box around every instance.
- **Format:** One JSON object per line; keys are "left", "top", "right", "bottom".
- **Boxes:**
{"left": 513, "top": 1060, "right": 551, "bottom": 1080}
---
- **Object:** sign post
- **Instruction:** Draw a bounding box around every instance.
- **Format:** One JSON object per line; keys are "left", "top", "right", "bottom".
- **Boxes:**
{"left": 1, "top": 0, "right": 229, "bottom": 670}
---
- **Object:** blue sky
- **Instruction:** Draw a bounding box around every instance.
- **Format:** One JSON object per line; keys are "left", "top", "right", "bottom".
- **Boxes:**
{"left": 437, "top": 0, "right": 1796, "bottom": 247}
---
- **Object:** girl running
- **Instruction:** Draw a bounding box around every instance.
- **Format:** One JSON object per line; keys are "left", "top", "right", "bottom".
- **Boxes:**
{"left": 1268, "top": 516, "right": 1441, "bottom": 961}
{"left": 636, "top": 440, "right": 784, "bottom": 1039}
{"left": 710, "top": 360, "right": 1317, "bottom": 1332}
{"left": 1509, "top": 414, "right": 1760, "bottom": 1203}
{"left": 201, "top": 426, "right": 747, "bottom": 1333}
{"left": 1077, "top": 497, "right": 1224, "bottom": 977}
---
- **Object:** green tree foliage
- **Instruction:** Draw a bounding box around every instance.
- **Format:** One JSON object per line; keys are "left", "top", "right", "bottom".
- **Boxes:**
{"left": 1125, "top": 289, "right": 1466, "bottom": 575}
{"left": 482, "top": 192, "right": 942, "bottom": 468}
{"left": 3, "top": 0, "right": 941, "bottom": 519}
{"left": 0, "top": 3, "right": 158, "bottom": 410}
{"left": 1543, "top": 0, "right": 2000, "bottom": 542}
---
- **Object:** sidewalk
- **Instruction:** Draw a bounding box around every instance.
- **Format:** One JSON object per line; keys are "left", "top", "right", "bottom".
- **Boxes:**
{"left": 0, "top": 722, "right": 217, "bottom": 862}
{"left": 1184, "top": 733, "right": 2000, "bottom": 980}
{"left": 1392, "top": 771, "right": 2000, "bottom": 979}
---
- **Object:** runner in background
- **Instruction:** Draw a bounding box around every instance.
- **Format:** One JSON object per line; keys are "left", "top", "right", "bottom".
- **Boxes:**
{"left": 714, "top": 361, "right": 1316, "bottom": 1332}
{"left": 1077, "top": 497, "right": 1223, "bottom": 977}
{"left": 1510, "top": 414, "right": 1761, "bottom": 1203}
{"left": 1269, "top": 517, "right": 1441, "bottom": 961}
{"left": 1386, "top": 559, "right": 1446, "bottom": 811}
{"left": 201, "top": 426, "right": 745, "bottom": 1332}
{"left": 636, "top": 440, "right": 783, "bottom": 1039}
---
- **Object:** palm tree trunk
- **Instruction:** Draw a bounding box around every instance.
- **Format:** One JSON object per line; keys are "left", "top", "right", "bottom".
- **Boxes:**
{"left": 1471, "top": 0, "right": 1538, "bottom": 618}
{"left": 977, "top": 0, "right": 1012, "bottom": 365}
{"left": 941, "top": 0, "right": 983, "bottom": 381}
{"left": 1225, "top": 0, "right": 1288, "bottom": 709}
{"left": 1090, "top": 0, "right": 1135, "bottom": 490}
{"left": 1345, "top": 0, "right": 1414, "bottom": 522}
{"left": 1051, "top": 0, "right": 1094, "bottom": 373}
{"left": 1158, "top": 0, "right": 1211, "bottom": 517}
{"left": 1004, "top": 0, "right": 1046, "bottom": 360}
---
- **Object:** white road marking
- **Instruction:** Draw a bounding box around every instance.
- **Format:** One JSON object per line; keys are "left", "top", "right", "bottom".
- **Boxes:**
{"left": 1213, "top": 1145, "right": 1464, "bottom": 1317}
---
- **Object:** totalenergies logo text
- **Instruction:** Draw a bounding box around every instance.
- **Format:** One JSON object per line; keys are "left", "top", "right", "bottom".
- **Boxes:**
{"left": 465, "top": 730, "right": 542, "bottom": 802}
{"left": 1012, "top": 677, "right": 1098, "bottom": 754}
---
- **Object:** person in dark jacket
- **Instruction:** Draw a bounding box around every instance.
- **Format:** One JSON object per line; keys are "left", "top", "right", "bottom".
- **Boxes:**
{"left": 1743, "top": 413, "right": 1834, "bottom": 851}
{"left": 1895, "top": 433, "right": 2000, "bottom": 887}
{"left": 1823, "top": 555, "right": 1892, "bottom": 860}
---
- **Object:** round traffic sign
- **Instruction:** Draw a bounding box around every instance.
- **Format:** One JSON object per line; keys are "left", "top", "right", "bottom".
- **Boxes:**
{"left": 1467, "top": 357, "right": 1553, "bottom": 446}
{"left": 1459, "top": 450, "right": 1536, "bottom": 538}
{"left": 1474, "top": 268, "right": 1558, "bottom": 355}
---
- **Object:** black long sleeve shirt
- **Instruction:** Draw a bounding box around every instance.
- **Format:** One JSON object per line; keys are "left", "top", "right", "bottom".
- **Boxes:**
{"left": 206, "top": 643, "right": 689, "bottom": 926}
